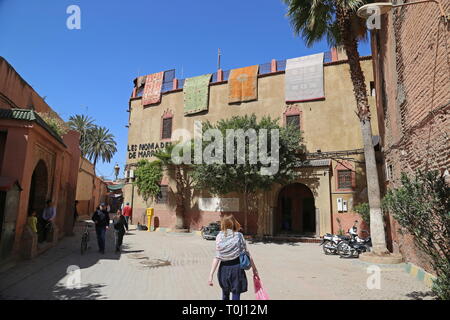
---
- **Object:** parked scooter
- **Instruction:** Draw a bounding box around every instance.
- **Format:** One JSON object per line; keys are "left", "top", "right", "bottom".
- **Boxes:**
{"left": 319, "top": 233, "right": 351, "bottom": 255}
{"left": 337, "top": 221, "right": 372, "bottom": 258}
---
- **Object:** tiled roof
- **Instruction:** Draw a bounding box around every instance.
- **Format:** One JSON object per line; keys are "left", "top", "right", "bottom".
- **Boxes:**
{"left": 0, "top": 108, "right": 65, "bottom": 146}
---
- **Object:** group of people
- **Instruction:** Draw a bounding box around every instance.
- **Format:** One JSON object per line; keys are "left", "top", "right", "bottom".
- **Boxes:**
{"left": 92, "top": 203, "right": 131, "bottom": 254}
{"left": 27, "top": 200, "right": 57, "bottom": 243}
{"left": 93, "top": 202, "right": 133, "bottom": 253}
{"left": 28, "top": 200, "right": 255, "bottom": 300}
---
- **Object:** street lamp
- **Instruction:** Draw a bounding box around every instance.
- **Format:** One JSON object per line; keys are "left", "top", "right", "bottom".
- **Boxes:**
{"left": 357, "top": 1, "right": 448, "bottom": 20}
{"left": 114, "top": 163, "right": 120, "bottom": 181}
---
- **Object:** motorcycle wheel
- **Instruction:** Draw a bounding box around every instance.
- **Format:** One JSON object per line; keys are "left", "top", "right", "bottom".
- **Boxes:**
{"left": 337, "top": 241, "right": 354, "bottom": 258}
{"left": 322, "top": 240, "right": 335, "bottom": 255}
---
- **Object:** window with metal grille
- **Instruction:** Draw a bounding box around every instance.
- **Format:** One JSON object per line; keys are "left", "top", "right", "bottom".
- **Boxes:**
{"left": 156, "top": 185, "right": 168, "bottom": 204}
{"left": 286, "top": 114, "right": 300, "bottom": 130}
{"left": 338, "top": 170, "right": 352, "bottom": 189}
{"left": 162, "top": 117, "right": 172, "bottom": 139}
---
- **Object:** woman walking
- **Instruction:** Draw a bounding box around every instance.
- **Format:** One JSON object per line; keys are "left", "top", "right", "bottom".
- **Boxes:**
{"left": 208, "top": 213, "right": 258, "bottom": 300}
{"left": 112, "top": 209, "right": 128, "bottom": 253}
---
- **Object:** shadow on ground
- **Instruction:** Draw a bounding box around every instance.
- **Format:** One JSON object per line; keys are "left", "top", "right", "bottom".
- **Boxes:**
{"left": 0, "top": 219, "right": 125, "bottom": 300}
{"left": 52, "top": 283, "right": 106, "bottom": 300}
{"left": 406, "top": 290, "right": 437, "bottom": 300}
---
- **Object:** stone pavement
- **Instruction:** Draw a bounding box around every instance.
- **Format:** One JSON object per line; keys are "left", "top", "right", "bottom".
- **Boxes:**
{"left": 0, "top": 220, "right": 434, "bottom": 300}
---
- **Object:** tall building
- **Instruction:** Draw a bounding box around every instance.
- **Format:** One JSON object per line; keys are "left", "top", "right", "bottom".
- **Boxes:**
{"left": 370, "top": 2, "right": 450, "bottom": 271}
{"left": 0, "top": 57, "right": 80, "bottom": 261}
{"left": 124, "top": 52, "right": 380, "bottom": 237}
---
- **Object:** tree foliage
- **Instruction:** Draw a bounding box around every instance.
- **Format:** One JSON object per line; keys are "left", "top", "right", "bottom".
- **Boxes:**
{"left": 354, "top": 202, "right": 370, "bottom": 226}
{"left": 38, "top": 112, "right": 69, "bottom": 137}
{"left": 67, "top": 114, "right": 95, "bottom": 156}
{"left": 191, "top": 114, "right": 305, "bottom": 232}
{"left": 192, "top": 114, "right": 304, "bottom": 194}
{"left": 383, "top": 171, "right": 450, "bottom": 300}
{"left": 134, "top": 159, "right": 163, "bottom": 204}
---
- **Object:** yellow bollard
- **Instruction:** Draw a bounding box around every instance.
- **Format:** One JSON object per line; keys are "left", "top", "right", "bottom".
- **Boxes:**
{"left": 146, "top": 208, "right": 154, "bottom": 232}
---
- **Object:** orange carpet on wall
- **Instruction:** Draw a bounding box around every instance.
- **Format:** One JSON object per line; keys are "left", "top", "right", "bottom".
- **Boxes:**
{"left": 228, "top": 65, "right": 259, "bottom": 103}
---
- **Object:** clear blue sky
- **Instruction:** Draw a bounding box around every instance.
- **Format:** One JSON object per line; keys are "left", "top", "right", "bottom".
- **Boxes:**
{"left": 0, "top": 0, "right": 371, "bottom": 179}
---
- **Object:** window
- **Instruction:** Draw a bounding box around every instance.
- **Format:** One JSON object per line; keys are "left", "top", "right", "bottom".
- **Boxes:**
{"left": 386, "top": 163, "right": 393, "bottom": 181}
{"left": 286, "top": 114, "right": 300, "bottom": 130}
{"left": 370, "top": 81, "right": 376, "bottom": 96}
{"left": 156, "top": 186, "right": 168, "bottom": 204}
{"left": 162, "top": 117, "right": 172, "bottom": 139}
{"left": 337, "top": 170, "right": 352, "bottom": 189}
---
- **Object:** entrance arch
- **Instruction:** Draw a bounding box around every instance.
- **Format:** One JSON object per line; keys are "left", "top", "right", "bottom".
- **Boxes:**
{"left": 275, "top": 183, "right": 316, "bottom": 235}
{"left": 28, "top": 160, "right": 49, "bottom": 215}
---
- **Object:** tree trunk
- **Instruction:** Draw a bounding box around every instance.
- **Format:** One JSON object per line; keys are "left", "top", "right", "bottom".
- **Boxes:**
{"left": 337, "top": 9, "right": 389, "bottom": 255}
{"left": 174, "top": 165, "right": 185, "bottom": 230}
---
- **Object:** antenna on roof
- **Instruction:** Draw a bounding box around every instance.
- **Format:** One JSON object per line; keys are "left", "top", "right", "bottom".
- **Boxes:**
{"left": 217, "top": 48, "right": 222, "bottom": 70}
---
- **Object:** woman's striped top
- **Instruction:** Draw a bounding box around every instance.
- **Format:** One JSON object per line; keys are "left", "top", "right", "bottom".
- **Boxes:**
{"left": 215, "top": 229, "right": 248, "bottom": 261}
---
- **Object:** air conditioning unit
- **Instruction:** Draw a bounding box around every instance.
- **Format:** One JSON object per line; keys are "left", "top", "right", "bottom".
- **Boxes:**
{"left": 337, "top": 198, "right": 343, "bottom": 212}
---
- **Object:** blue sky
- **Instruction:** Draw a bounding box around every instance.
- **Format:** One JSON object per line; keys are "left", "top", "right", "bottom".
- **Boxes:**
{"left": 0, "top": 0, "right": 371, "bottom": 179}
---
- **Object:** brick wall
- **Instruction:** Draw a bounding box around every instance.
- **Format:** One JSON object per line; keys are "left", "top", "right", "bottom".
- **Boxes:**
{"left": 372, "top": 2, "right": 450, "bottom": 273}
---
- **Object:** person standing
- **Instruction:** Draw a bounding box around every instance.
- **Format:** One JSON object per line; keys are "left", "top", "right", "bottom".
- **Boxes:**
{"left": 28, "top": 209, "right": 38, "bottom": 234}
{"left": 92, "top": 203, "right": 110, "bottom": 254}
{"left": 123, "top": 202, "right": 132, "bottom": 225}
{"left": 72, "top": 200, "right": 79, "bottom": 229}
{"left": 41, "top": 200, "right": 56, "bottom": 242}
{"left": 208, "top": 213, "right": 258, "bottom": 300}
{"left": 112, "top": 209, "right": 128, "bottom": 253}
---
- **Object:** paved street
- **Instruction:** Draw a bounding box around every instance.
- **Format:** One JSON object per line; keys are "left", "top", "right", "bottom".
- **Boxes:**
{"left": 0, "top": 220, "right": 432, "bottom": 300}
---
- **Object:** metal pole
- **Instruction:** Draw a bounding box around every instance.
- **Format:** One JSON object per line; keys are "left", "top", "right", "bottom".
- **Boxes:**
{"left": 131, "top": 181, "right": 134, "bottom": 225}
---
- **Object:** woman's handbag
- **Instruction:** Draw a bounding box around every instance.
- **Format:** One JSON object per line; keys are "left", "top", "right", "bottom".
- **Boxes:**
{"left": 253, "top": 275, "right": 269, "bottom": 300}
{"left": 239, "top": 233, "right": 252, "bottom": 270}
{"left": 239, "top": 252, "right": 251, "bottom": 270}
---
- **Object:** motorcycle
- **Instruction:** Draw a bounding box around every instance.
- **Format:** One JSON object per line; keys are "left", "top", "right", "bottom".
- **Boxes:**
{"left": 200, "top": 221, "right": 221, "bottom": 240}
{"left": 319, "top": 233, "right": 351, "bottom": 255}
{"left": 337, "top": 224, "right": 372, "bottom": 258}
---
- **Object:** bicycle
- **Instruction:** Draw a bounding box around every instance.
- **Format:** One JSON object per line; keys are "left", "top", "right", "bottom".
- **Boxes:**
{"left": 80, "top": 222, "right": 91, "bottom": 255}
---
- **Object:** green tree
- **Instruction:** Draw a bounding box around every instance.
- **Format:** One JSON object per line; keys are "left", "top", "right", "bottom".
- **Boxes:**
{"left": 38, "top": 112, "right": 69, "bottom": 137}
{"left": 383, "top": 171, "right": 450, "bottom": 300}
{"left": 134, "top": 160, "right": 163, "bottom": 205}
{"left": 67, "top": 114, "right": 95, "bottom": 157}
{"left": 283, "top": 0, "right": 389, "bottom": 254}
{"left": 354, "top": 202, "right": 370, "bottom": 226}
{"left": 154, "top": 143, "right": 193, "bottom": 230}
{"left": 86, "top": 125, "right": 117, "bottom": 177}
{"left": 192, "top": 114, "right": 304, "bottom": 233}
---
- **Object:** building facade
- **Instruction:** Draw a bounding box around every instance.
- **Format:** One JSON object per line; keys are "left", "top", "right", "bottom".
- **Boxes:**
{"left": 370, "top": 2, "right": 450, "bottom": 271}
{"left": 0, "top": 57, "right": 81, "bottom": 261}
{"left": 124, "top": 53, "right": 380, "bottom": 237}
{"left": 75, "top": 157, "right": 109, "bottom": 218}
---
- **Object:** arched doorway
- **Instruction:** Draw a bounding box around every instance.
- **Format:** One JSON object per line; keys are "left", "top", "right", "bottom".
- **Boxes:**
{"left": 275, "top": 183, "right": 316, "bottom": 235}
{"left": 28, "top": 160, "right": 49, "bottom": 215}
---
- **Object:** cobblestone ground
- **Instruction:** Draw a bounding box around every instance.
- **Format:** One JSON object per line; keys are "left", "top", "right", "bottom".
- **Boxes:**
{"left": 0, "top": 221, "right": 433, "bottom": 300}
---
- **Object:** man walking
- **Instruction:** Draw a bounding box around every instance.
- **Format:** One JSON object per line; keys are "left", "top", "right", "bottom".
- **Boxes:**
{"left": 92, "top": 203, "right": 110, "bottom": 254}
{"left": 123, "top": 202, "right": 132, "bottom": 225}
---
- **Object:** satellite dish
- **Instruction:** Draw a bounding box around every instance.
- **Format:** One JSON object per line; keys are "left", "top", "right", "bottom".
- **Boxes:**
{"left": 357, "top": 2, "right": 394, "bottom": 19}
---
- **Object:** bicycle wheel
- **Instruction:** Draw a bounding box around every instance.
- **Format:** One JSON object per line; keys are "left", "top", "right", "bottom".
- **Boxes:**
{"left": 81, "top": 236, "right": 87, "bottom": 255}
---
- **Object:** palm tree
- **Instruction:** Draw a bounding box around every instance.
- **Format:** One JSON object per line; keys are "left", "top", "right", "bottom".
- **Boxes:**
{"left": 86, "top": 125, "right": 117, "bottom": 177}
{"left": 284, "top": 0, "right": 389, "bottom": 255}
{"left": 67, "top": 114, "right": 95, "bottom": 157}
